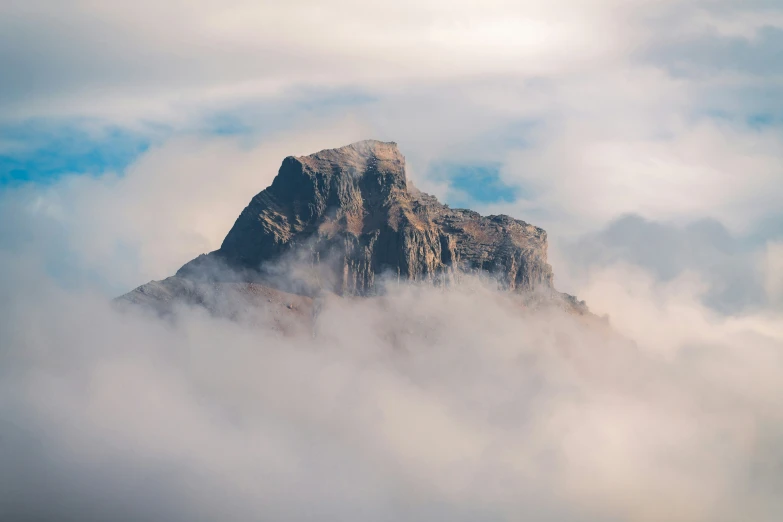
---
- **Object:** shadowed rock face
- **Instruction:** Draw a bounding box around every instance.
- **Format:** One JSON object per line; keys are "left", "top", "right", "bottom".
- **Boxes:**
{"left": 120, "top": 140, "right": 585, "bottom": 314}
{"left": 177, "top": 140, "right": 554, "bottom": 295}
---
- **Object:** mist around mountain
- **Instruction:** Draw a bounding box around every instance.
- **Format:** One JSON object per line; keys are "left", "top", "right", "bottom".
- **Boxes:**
{"left": 119, "top": 140, "right": 586, "bottom": 324}
{"left": 1, "top": 142, "right": 782, "bottom": 522}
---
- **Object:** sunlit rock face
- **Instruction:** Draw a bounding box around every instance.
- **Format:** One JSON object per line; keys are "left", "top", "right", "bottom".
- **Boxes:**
{"left": 121, "top": 140, "right": 585, "bottom": 313}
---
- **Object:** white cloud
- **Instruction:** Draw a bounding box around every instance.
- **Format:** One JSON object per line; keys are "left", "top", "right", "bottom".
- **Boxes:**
{"left": 501, "top": 117, "right": 783, "bottom": 233}
{"left": 2, "top": 251, "right": 783, "bottom": 521}
{"left": 0, "top": 118, "right": 370, "bottom": 290}
{"left": 1, "top": 0, "right": 773, "bottom": 122}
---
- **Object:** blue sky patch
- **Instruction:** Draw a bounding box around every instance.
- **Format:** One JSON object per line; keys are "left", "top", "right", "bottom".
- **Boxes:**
{"left": 430, "top": 162, "right": 520, "bottom": 205}
{"left": 0, "top": 120, "right": 156, "bottom": 187}
{"left": 747, "top": 112, "right": 779, "bottom": 129}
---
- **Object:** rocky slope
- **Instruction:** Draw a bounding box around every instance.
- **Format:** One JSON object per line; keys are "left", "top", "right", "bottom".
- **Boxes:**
{"left": 119, "top": 140, "right": 586, "bottom": 316}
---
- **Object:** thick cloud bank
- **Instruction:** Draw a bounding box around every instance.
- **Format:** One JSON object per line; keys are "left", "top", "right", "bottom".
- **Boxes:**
{"left": 2, "top": 260, "right": 783, "bottom": 521}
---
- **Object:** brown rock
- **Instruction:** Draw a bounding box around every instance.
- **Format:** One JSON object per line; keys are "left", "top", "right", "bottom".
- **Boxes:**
{"left": 120, "top": 140, "right": 586, "bottom": 315}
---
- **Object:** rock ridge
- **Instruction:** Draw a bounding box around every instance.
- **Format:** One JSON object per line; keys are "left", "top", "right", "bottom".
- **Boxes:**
{"left": 122, "top": 140, "right": 585, "bottom": 313}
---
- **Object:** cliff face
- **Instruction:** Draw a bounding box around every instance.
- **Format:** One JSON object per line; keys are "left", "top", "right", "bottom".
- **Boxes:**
{"left": 120, "top": 140, "right": 585, "bottom": 315}
{"left": 176, "top": 140, "right": 553, "bottom": 296}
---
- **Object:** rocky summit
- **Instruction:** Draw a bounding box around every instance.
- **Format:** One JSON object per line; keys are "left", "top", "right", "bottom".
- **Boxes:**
{"left": 119, "top": 140, "right": 586, "bottom": 316}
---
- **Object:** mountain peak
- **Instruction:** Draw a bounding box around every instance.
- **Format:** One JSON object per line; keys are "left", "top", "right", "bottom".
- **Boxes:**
{"left": 303, "top": 139, "right": 400, "bottom": 159}
{"left": 121, "top": 140, "right": 586, "bottom": 314}
{"left": 288, "top": 139, "right": 406, "bottom": 186}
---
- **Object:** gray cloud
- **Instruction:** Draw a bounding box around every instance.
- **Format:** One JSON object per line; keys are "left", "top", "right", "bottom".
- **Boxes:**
{"left": 644, "top": 26, "right": 783, "bottom": 77}
{"left": 556, "top": 214, "right": 782, "bottom": 314}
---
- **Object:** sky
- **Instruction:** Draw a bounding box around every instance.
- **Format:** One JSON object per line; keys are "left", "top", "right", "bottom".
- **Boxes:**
{"left": 1, "top": 1, "right": 783, "bottom": 521}
{"left": 1, "top": 0, "right": 783, "bottom": 294}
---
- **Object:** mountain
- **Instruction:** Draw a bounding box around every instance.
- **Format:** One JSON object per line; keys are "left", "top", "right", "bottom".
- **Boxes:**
{"left": 118, "top": 140, "right": 586, "bottom": 318}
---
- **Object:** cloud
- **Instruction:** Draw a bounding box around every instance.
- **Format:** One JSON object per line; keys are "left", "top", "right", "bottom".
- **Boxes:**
{"left": 1, "top": 0, "right": 779, "bottom": 122}
{"left": 0, "top": 119, "right": 370, "bottom": 291}
{"left": 490, "top": 101, "right": 783, "bottom": 234}
{"left": 0, "top": 0, "right": 631, "bottom": 121}
{"left": 552, "top": 214, "right": 777, "bottom": 314}
{"left": 2, "top": 246, "right": 783, "bottom": 521}
{"left": 765, "top": 241, "right": 783, "bottom": 305}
